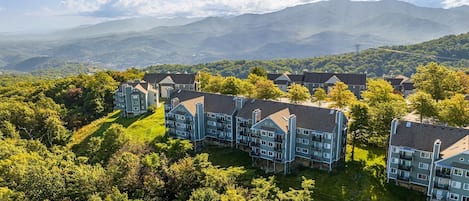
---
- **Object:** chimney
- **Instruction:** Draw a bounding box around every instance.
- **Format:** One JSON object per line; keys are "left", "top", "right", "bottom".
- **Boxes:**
{"left": 252, "top": 109, "right": 261, "bottom": 125}
{"left": 433, "top": 139, "right": 441, "bottom": 160}
{"left": 171, "top": 97, "right": 180, "bottom": 108}
{"left": 235, "top": 97, "right": 245, "bottom": 111}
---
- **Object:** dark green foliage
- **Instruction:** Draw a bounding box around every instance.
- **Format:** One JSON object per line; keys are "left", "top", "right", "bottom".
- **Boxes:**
{"left": 145, "top": 33, "right": 469, "bottom": 78}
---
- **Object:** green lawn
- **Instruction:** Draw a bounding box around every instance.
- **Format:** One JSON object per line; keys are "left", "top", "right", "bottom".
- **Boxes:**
{"left": 69, "top": 105, "right": 166, "bottom": 155}
{"left": 202, "top": 145, "right": 426, "bottom": 201}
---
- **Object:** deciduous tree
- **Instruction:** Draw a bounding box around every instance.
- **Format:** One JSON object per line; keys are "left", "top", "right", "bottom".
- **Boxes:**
{"left": 312, "top": 88, "right": 327, "bottom": 107}
{"left": 438, "top": 94, "right": 469, "bottom": 127}
{"left": 328, "top": 82, "right": 357, "bottom": 109}
{"left": 287, "top": 84, "right": 311, "bottom": 104}
{"left": 408, "top": 91, "right": 438, "bottom": 122}
{"left": 412, "top": 62, "right": 462, "bottom": 101}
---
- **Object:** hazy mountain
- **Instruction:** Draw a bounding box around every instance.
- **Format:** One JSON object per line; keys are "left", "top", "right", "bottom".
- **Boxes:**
{"left": 2, "top": 0, "right": 469, "bottom": 72}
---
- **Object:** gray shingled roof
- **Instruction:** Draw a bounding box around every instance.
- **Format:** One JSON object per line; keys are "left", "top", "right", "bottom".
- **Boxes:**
{"left": 384, "top": 78, "right": 404, "bottom": 86}
{"left": 237, "top": 98, "right": 339, "bottom": 132}
{"left": 303, "top": 72, "right": 366, "bottom": 86}
{"left": 267, "top": 73, "right": 304, "bottom": 82}
{"left": 169, "top": 90, "right": 236, "bottom": 114}
{"left": 143, "top": 73, "right": 196, "bottom": 84}
{"left": 391, "top": 121, "right": 469, "bottom": 152}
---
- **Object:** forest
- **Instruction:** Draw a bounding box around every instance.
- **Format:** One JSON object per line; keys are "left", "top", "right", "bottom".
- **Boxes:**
{"left": 0, "top": 61, "right": 468, "bottom": 200}
{"left": 145, "top": 33, "right": 469, "bottom": 78}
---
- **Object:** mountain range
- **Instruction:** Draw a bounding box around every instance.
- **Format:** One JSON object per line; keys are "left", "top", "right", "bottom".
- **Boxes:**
{"left": 2, "top": 0, "right": 469, "bottom": 72}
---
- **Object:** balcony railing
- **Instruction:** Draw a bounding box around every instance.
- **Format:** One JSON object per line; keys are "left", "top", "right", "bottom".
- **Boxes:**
{"left": 434, "top": 183, "right": 449, "bottom": 190}
{"left": 311, "top": 136, "right": 322, "bottom": 142}
{"left": 398, "top": 164, "right": 412, "bottom": 171}
{"left": 250, "top": 142, "right": 260, "bottom": 147}
{"left": 435, "top": 170, "right": 451, "bottom": 178}
{"left": 274, "top": 147, "right": 282, "bottom": 152}
{"left": 397, "top": 175, "right": 410, "bottom": 181}
{"left": 274, "top": 158, "right": 282, "bottom": 162}
{"left": 250, "top": 151, "right": 260, "bottom": 157}
{"left": 399, "top": 153, "right": 412, "bottom": 160}
{"left": 274, "top": 138, "right": 283, "bottom": 142}
{"left": 311, "top": 155, "right": 322, "bottom": 160}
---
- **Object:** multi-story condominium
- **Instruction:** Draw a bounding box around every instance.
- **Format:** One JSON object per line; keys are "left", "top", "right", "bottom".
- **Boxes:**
{"left": 387, "top": 120, "right": 469, "bottom": 201}
{"left": 114, "top": 80, "right": 159, "bottom": 117}
{"left": 143, "top": 73, "right": 197, "bottom": 98}
{"left": 267, "top": 72, "right": 366, "bottom": 98}
{"left": 165, "top": 90, "right": 347, "bottom": 174}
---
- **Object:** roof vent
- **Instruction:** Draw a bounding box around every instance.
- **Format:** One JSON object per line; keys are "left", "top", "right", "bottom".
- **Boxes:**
{"left": 251, "top": 99, "right": 255, "bottom": 103}
{"left": 329, "top": 110, "right": 335, "bottom": 115}
{"left": 406, "top": 122, "right": 411, "bottom": 128}
{"left": 177, "top": 89, "right": 182, "bottom": 93}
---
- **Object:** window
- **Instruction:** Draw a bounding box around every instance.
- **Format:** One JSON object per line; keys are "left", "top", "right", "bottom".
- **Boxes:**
{"left": 268, "top": 132, "right": 274, "bottom": 137}
{"left": 261, "top": 131, "right": 267, "bottom": 136}
{"left": 452, "top": 181, "right": 462, "bottom": 189}
{"left": 323, "top": 153, "right": 330, "bottom": 159}
{"left": 268, "top": 142, "right": 274, "bottom": 147}
{"left": 325, "top": 133, "right": 332, "bottom": 140}
{"left": 391, "top": 158, "right": 398, "bottom": 164}
{"left": 417, "top": 173, "right": 427, "bottom": 181}
{"left": 261, "top": 150, "right": 267, "bottom": 155}
{"left": 464, "top": 183, "right": 469, "bottom": 191}
{"left": 418, "top": 162, "right": 429, "bottom": 170}
{"left": 420, "top": 152, "right": 431, "bottom": 159}
{"left": 454, "top": 168, "right": 464, "bottom": 176}
{"left": 466, "top": 170, "right": 469, "bottom": 178}
{"left": 296, "top": 147, "right": 301, "bottom": 152}
{"left": 303, "top": 130, "right": 309, "bottom": 135}
{"left": 392, "top": 147, "right": 399, "bottom": 153}
{"left": 301, "top": 148, "right": 309, "bottom": 154}
{"left": 390, "top": 168, "right": 397, "bottom": 174}
{"left": 324, "top": 143, "right": 331, "bottom": 149}
{"left": 261, "top": 140, "right": 266, "bottom": 145}
{"left": 268, "top": 151, "right": 274, "bottom": 156}
{"left": 449, "top": 193, "right": 459, "bottom": 201}
{"left": 132, "top": 95, "right": 139, "bottom": 99}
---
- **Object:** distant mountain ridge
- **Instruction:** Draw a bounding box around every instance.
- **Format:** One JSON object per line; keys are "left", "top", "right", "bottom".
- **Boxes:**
{"left": 2, "top": 0, "right": 469, "bottom": 71}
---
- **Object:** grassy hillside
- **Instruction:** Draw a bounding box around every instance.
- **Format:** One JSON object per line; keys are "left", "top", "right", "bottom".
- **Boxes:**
{"left": 69, "top": 105, "right": 166, "bottom": 155}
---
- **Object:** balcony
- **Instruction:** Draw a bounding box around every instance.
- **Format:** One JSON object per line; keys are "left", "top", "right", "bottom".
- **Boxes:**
{"left": 435, "top": 170, "right": 451, "bottom": 178}
{"left": 311, "top": 145, "right": 322, "bottom": 151}
{"left": 398, "top": 164, "right": 412, "bottom": 171}
{"left": 250, "top": 142, "right": 260, "bottom": 147}
{"left": 217, "top": 118, "right": 224, "bottom": 123}
{"left": 397, "top": 175, "right": 410, "bottom": 182}
{"left": 311, "top": 136, "right": 322, "bottom": 142}
{"left": 274, "top": 147, "right": 282, "bottom": 152}
{"left": 274, "top": 138, "right": 283, "bottom": 143}
{"left": 250, "top": 151, "right": 260, "bottom": 157}
{"left": 311, "top": 155, "right": 322, "bottom": 160}
{"left": 399, "top": 153, "right": 413, "bottom": 160}
{"left": 434, "top": 183, "right": 449, "bottom": 190}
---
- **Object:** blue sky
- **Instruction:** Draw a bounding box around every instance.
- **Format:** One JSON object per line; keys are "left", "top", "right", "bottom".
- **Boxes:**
{"left": 0, "top": 0, "right": 468, "bottom": 33}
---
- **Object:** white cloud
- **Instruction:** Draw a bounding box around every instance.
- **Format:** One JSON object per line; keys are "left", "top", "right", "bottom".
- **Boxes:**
{"left": 442, "top": 0, "right": 469, "bottom": 8}
{"left": 57, "top": 0, "right": 323, "bottom": 18}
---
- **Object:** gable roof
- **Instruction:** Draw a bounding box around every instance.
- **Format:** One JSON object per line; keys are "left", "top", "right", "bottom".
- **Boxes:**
{"left": 384, "top": 78, "right": 404, "bottom": 86}
{"left": 117, "top": 81, "right": 150, "bottom": 93}
{"left": 169, "top": 90, "right": 237, "bottom": 114}
{"left": 143, "top": 73, "right": 196, "bottom": 84}
{"left": 265, "top": 108, "right": 290, "bottom": 133}
{"left": 237, "top": 98, "right": 339, "bottom": 132}
{"left": 441, "top": 136, "right": 469, "bottom": 159}
{"left": 303, "top": 72, "right": 366, "bottom": 86}
{"left": 180, "top": 96, "right": 204, "bottom": 116}
{"left": 391, "top": 120, "right": 469, "bottom": 152}
{"left": 267, "top": 73, "right": 304, "bottom": 83}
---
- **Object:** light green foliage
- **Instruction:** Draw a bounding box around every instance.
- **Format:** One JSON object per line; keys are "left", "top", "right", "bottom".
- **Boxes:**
{"left": 105, "top": 187, "right": 129, "bottom": 201}
{"left": 312, "top": 88, "right": 327, "bottom": 106}
{"left": 254, "top": 79, "right": 284, "bottom": 100}
{"left": 438, "top": 94, "right": 469, "bottom": 127}
{"left": 197, "top": 71, "right": 213, "bottom": 92}
{"left": 220, "top": 76, "right": 244, "bottom": 95}
{"left": 362, "top": 79, "right": 406, "bottom": 146}
{"left": 107, "top": 152, "right": 142, "bottom": 192}
{"left": 205, "top": 74, "right": 224, "bottom": 93}
{"left": 287, "top": 83, "right": 311, "bottom": 104}
{"left": 328, "top": 82, "right": 357, "bottom": 109}
{"left": 154, "top": 137, "right": 193, "bottom": 161}
{"left": 189, "top": 187, "right": 221, "bottom": 201}
{"left": 412, "top": 62, "right": 462, "bottom": 101}
{"left": 408, "top": 91, "right": 438, "bottom": 122}
{"left": 0, "top": 121, "right": 20, "bottom": 139}
{"left": 99, "top": 124, "right": 130, "bottom": 163}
